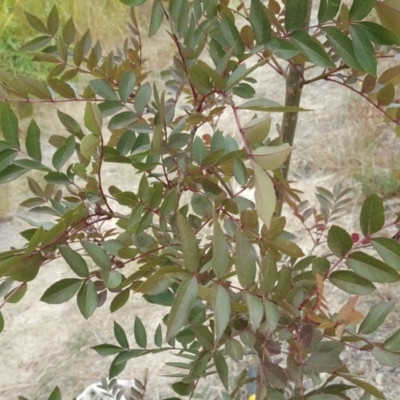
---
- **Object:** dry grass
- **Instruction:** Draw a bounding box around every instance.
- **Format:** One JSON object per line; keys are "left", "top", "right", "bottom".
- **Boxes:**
{"left": 12, "top": 0, "right": 129, "bottom": 48}
{"left": 307, "top": 86, "right": 400, "bottom": 198}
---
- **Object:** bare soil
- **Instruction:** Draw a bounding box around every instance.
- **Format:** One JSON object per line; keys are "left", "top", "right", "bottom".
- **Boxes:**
{"left": 1, "top": 9, "right": 400, "bottom": 400}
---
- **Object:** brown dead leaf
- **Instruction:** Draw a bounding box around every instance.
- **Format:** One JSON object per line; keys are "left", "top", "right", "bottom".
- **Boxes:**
{"left": 337, "top": 296, "right": 364, "bottom": 325}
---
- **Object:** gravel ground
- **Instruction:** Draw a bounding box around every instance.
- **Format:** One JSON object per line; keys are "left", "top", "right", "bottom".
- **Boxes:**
{"left": 1, "top": 6, "right": 400, "bottom": 399}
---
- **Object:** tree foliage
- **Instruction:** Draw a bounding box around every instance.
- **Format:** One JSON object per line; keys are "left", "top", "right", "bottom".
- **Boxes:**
{"left": 0, "top": 0, "right": 400, "bottom": 399}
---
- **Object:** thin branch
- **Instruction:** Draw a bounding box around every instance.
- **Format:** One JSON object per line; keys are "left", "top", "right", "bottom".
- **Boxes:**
{"left": 326, "top": 76, "right": 400, "bottom": 126}
{"left": 97, "top": 135, "right": 114, "bottom": 214}
{"left": 212, "top": 167, "right": 234, "bottom": 197}
{"left": 303, "top": 64, "right": 348, "bottom": 85}
{"left": 231, "top": 104, "right": 252, "bottom": 157}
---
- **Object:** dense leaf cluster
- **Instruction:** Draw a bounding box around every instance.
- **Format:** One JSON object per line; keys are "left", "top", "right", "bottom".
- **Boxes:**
{"left": 0, "top": 1, "right": 400, "bottom": 399}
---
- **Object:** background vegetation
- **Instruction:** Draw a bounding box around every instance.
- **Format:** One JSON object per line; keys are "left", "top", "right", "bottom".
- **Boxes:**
{"left": 0, "top": 0, "right": 128, "bottom": 76}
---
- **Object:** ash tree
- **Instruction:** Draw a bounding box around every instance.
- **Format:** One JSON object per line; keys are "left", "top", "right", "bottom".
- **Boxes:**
{"left": 1, "top": 0, "right": 400, "bottom": 399}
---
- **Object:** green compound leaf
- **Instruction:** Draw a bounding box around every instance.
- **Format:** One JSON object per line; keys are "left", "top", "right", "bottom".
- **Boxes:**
{"left": 44, "top": 171, "right": 71, "bottom": 185}
{"left": 264, "top": 363, "right": 288, "bottom": 390}
{"left": 384, "top": 327, "right": 400, "bottom": 352}
{"left": 323, "top": 26, "right": 362, "bottom": 70}
{"left": 349, "top": 0, "right": 376, "bottom": 21}
{"left": 290, "top": 30, "right": 335, "bottom": 68}
{"left": 77, "top": 280, "right": 98, "bottom": 319}
{"left": 372, "top": 238, "right": 400, "bottom": 271}
{"left": 6, "top": 283, "right": 28, "bottom": 303}
{"left": 20, "top": 35, "right": 51, "bottom": 52}
{"left": 337, "top": 373, "right": 385, "bottom": 399}
{"left": 134, "top": 82, "right": 151, "bottom": 114}
{"left": 48, "top": 386, "right": 62, "bottom": 400}
{"left": 120, "top": 0, "right": 146, "bottom": 5}
{"left": 41, "top": 220, "right": 66, "bottom": 247}
{"left": 191, "top": 193, "right": 213, "bottom": 218}
{"left": 372, "top": 347, "right": 400, "bottom": 367}
{"left": 346, "top": 251, "right": 400, "bottom": 283}
{"left": 25, "top": 12, "right": 49, "bottom": 34}
{"left": 172, "top": 382, "right": 191, "bottom": 396}
{"left": 193, "top": 60, "right": 226, "bottom": 90}
{"left": 318, "top": 0, "right": 341, "bottom": 23}
{"left": 89, "top": 79, "right": 119, "bottom": 101}
{"left": 177, "top": 213, "right": 200, "bottom": 272}
{"left": 149, "top": 0, "right": 164, "bottom": 36}
{"left": 356, "top": 21, "right": 400, "bottom": 45}
{"left": 260, "top": 251, "right": 278, "bottom": 295}
{"left": 235, "top": 229, "right": 256, "bottom": 288}
{"left": 233, "top": 155, "right": 248, "bottom": 185}
{"left": 303, "top": 353, "right": 342, "bottom": 374}
{"left": 329, "top": 270, "right": 376, "bottom": 295}
{"left": 252, "top": 143, "right": 292, "bottom": 170}
{"left": 114, "top": 320, "right": 129, "bottom": 348}
{"left": 8, "top": 252, "right": 43, "bottom": 282}
{"left": 40, "top": 278, "right": 81, "bottom": 304}
{"left": 238, "top": 98, "right": 310, "bottom": 112}
{"left": 250, "top": 0, "right": 271, "bottom": 44}
{"left": 118, "top": 71, "right": 136, "bottom": 103}
{"left": 81, "top": 241, "right": 112, "bottom": 269}
{"left": 188, "top": 64, "right": 213, "bottom": 95}
{"left": 0, "top": 164, "right": 28, "bottom": 185}
{"left": 375, "top": 0, "right": 400, "bottom": 38}
{"left": 285, "top": 0, "right": 308, "bottom": 32}
{"left": 213, "top": 350, "right": 229, "bottom": 390}
{"left": 0, "top": 311, "right": 4, "bottom": 334}
{"left": 253, "top": 162, "right": 275, "bottom": 229}
{"left": 212, "top": 283, "right": 230, "bottom": 342}
{"left": 0, "top": 278, "right": 13, "bottom": 298}
{"left": 212, "top": 213, "right": 230, "bottom": 278}
{"left": 0, "top": 150, "right": 17, "bottom": 173}
{"left": 134, "top": 316, "right": 147, "bottom": 348}
{"left": 26, "top": 119, "right": 42, "bottom": 162}
{"left": 349, "top": 24, "right": 377, "bottom": 77}
{"left": 154, "top": 324, "right": 162, "bottom": 347}
{"left": 264, "top": 299, "right": 279, "bottom": 333}
{"left": 175, "top": 327, "right": 195, "bottom": 346}
{"left": 80, "top": 134, "right": 100, "bottom": 160}
{"left": 358, "top": 301, "right": 394, "bottom": 335}
{"left": 100, "top": 270, "right": 122, "bottom": 289}
{"left": 84, "top": 102, "right": 103, "bottom": 136}
{"left": 166, "top": 276, "right": 198, "bottom": 341}
{"left": 109, "top": 356, "right": 127, "bottom": 379}
{"left": 57, "top": 109, "right": 84, "bottom": 138}
{"left": 98, "top": 100, "right": 123, "bottom": 117}
{"left": 52, "top": 135, "right": 75, "bottom": 171}
{"left": 1, "top": 102, "right": 20, "bottom": 149}
{"left": 266, "top": 37, "right": 300, "bottom": 60}
{"left": 244, "top": 291, "right": 264, "bottom": 330}
{"left": 225, "top": 338, "right": 243, "bottom": 361}
{"left": 243, "top": 115, "right": 271, "bottom": 144}
{"left": 108, "top": 112, "right": 136, "bottom": 130}
{"left": 47, "top": 5, "right": 60, "bottom": 36}
{"left": 110, "top": 289, "right": 130, "bottom": 313}
{"left": 135, "top": 266, "right": 184, "bottom": 295}
{"left": 327, "top": 225, "right": 353, "bottom": 257}
{"left": 91, "top": 344, "right": 123, "bottom": 356}
{"left": 360, "top": 194, "right": 384, "bottom": 237}
{"left": 220, "top": 13, "right": 245, "bottom": 55}
{"left": 62, "top": 17, "right": 76, "bottom": 45}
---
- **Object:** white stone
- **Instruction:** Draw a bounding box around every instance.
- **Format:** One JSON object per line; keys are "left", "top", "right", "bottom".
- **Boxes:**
{"left": 76, "top": 379, "right": 143, "bottom": 400}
